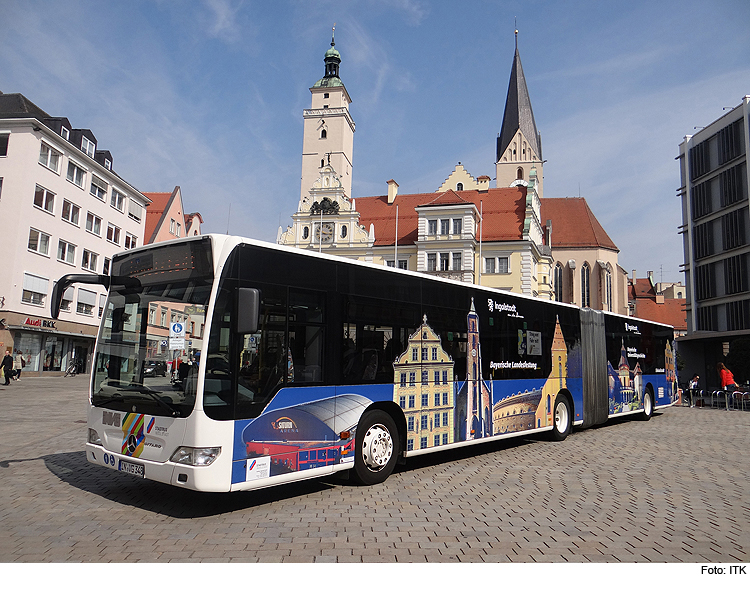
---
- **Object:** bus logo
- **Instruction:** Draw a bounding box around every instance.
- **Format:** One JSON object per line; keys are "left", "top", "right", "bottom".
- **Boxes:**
{"left": 272, "top": 417, "right": 299, "bottom": 433}
{"left": 102, "top": 411, "right": 121, "bottom": 427}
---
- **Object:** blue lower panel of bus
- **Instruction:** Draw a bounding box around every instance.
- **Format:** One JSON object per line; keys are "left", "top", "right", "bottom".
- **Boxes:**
{"left": 230, "top": 371, "right": 677, "bottom": 484}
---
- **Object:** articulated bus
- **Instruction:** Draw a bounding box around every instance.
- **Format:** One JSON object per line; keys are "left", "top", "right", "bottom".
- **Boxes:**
{"left": 52, "top": 234, "right": 678, "bottom": 492}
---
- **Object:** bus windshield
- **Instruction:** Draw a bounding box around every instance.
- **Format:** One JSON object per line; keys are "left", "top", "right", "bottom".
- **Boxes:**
{"left": 91, "top": 238, "right": 213, "bottom": 417}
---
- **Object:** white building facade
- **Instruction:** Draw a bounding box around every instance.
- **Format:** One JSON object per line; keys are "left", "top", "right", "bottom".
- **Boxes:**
{"left": 0, "top": 93, "right": 150, "bottom": 376}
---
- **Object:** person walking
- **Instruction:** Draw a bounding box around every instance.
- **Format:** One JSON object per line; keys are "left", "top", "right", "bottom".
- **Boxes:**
{"left": 2, "top": 350, "right": 13, "bottom": 386}
{"left": 717, "top": 362, "right": 736, "bottom": 410}
{"left": 13, "top": 349, "right": 24, "bottom": 381}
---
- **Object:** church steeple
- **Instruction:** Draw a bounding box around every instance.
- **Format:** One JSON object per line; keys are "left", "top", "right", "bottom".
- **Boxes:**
{"left": 495, "top": 29, "right": 543, "bottom": 195}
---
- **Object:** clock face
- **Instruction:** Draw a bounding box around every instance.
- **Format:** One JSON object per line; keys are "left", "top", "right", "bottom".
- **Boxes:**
{"left": 315, "top": 222, "right": 334, "bottom": 243}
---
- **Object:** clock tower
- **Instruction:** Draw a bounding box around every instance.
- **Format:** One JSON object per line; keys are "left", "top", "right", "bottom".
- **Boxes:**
{"left": 300, "top": 28, "right": 355, "bottom": 201}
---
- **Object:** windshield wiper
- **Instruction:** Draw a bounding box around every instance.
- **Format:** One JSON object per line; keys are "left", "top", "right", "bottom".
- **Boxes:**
{"left": 114, "top": 384, "right": 182, "bottom": 417}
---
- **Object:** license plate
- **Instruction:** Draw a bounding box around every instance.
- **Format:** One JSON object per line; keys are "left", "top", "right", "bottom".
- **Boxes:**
{"left": 118, "top": 459, "right": 145, "bottom": 478}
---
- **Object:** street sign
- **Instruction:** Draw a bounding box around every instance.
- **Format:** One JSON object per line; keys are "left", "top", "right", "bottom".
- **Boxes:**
{"left": 169, "top": 322, "right": 185, "bottom": 350}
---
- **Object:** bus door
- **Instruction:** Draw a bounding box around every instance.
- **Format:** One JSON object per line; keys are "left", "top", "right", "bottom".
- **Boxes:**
{"left": 579, "top": 308, "right": 608, "bottom": 427}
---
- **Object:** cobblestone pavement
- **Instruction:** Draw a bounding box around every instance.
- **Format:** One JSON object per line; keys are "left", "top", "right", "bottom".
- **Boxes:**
{"left": 1, "top": 376, "right": 749, "bottom": 563}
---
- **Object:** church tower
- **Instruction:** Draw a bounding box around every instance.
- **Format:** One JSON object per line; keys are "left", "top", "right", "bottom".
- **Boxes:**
{"left": 300, "top": 27, "right": 355, "bottom": 201}
{"left": 495, "top": 31, "right": 543, "bottom": 197}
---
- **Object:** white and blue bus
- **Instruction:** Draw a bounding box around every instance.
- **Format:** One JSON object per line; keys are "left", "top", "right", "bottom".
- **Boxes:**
{"left": 52, "top": 234, "right": 678, "bottom": 492}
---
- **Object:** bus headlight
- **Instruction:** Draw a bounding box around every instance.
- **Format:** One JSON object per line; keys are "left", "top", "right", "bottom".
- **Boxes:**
{"left": 170, "top": 446, "right": 221, "bottom": 466}
{"left": 88, "top": 429, "right": 102, "bottom": 445}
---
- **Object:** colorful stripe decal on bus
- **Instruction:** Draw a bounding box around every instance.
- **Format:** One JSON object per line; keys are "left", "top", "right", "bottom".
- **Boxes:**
{"left": 121, "top": 413, "right": 146, "bottom": 457}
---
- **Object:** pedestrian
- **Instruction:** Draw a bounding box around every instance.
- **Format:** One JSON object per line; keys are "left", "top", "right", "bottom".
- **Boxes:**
{"left": 2, "top": 350, "right": 13, "bottom": 386}
{"left": 717, "top": 362, "right": 736, "bottom": 410}
{"left": 13, "top": 349, "right": 24, "bottom": 381}
{"left": 688, "top": 374, "right": 700, "bottom": 407}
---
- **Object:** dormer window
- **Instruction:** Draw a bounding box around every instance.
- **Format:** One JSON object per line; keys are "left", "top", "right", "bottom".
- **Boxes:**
{"left": 61, "top": 127, "right": 69, "bottom": 141}
{"left": 104, "top": 159, "right": 111, "bottom": 170}
{"left": 81, "top": 136, "right": 95, "bottom": 158}
{"left": 456, "top": 183, "right": 463, "bottom": 191}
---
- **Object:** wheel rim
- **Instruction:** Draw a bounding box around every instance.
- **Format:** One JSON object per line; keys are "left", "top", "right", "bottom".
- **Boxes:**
{"left": 361, "top": 423, "right": 393, "bottom": 472}
{"left": 644, "top": 392, "right": 652, "bottom": 415}
{"left": 555, "top": 401, "right": 569, "bottom": 433}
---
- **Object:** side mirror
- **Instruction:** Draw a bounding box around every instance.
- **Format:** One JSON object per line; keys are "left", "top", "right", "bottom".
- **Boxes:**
{"left": 236, "top": 288, "right": 260, "bottom": 334}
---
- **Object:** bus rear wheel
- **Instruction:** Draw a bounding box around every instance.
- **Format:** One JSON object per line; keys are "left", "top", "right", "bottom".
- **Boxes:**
{"left": 352, "top": 410, "right": 399, "bottom": 485}
{"left": 551, "top": 394, "right": 572, "bottom": 441}
{"left": 641, "top": 388, "right": 654, "bottom": 421}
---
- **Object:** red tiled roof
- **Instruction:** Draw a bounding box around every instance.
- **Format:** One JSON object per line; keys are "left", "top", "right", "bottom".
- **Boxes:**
{"left": 541, "top": 197, "right": 618, "bottom": 251}
{"left": 143, "top": 190, "right": 176, "bottom": 244}
{"left": 355, "top": 186, "right": 527, "bottom": 247}
{"left": 633, "top": 298, "right": 687, "bottom": 331}
{"left": 628, "top": 278, "right": 655, "bottom": 300}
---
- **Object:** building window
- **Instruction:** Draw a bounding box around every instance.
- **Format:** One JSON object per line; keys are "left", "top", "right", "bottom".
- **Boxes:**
{"left": 428, "top": 220, "right": 437, "bottom": 235}
{"left": 407, "top": 439, "right": 414, "bottom": 451}
{"left": 434, "top": 435, "right": 440, "bottom": 447}
{"left": 453, "top": 219, "right": 462, "bottom": 234}
{"left": 110, "top": 189, "right": 125, "bottom": 212}
{"left": 421, "top": 347, "right": 428, "bottom": 361}
{"left": 553, "top": 263, "right": 563, "bottom": 302}
{"left": 485, "top": 257, "right": 495, "bottom": 274}
{"left": 81, "top": 136, "right": 96, "bottom": 158}
{"left": 27, "top": 228, "right": 50, "bottom": 256}
{"left": 320, "top": 129, "right": 327, "bottom": 139}
{"left": 323, "top": 93, "right": 329, "bottom": 98}
{"left": 38, "top": 143, "right": 61, "bottom": 172}
{"left": 303, "top": 226, "right": 309, "bottom": 239}
{"left": 581, "top": 263, "right": 591, "bottom": 308}
{"left": 61, "top": 200, "right": 80, "bottom": 226}
{"left": 434, "top": 392, "right": 440, "bottom": 406}
{"left": 60, "top": 127, "right": 69, "bottom": 141}
{"left": 90, "top": 175, "right": 107, "bottom": 200}
{"left": 60, "top": 287, "right": 73, "bottom": 312}
{"left": 409, "top": 372, "right": 415, "bottom": 387}
{"left": 427, "top": 253, "right": 437, "bottom": 271}
{"left": 176, "top": 223, "right": 181, "bottom": 237}
{"left": 604, "top": 268, "right": 613, "bottom": 312}
{"left": 420, "top": 415, "right": 428, "bottom": 430}
{"left": 399, "top": 396, "right": 406, "bottom": 409}
{"left": 103, "top": 257, "right": 111, "bottom": 275}
{"left": 149, "top": 307, "right": 156, "bottom": 325}
{"left": 442, "top": 371, "right": 448, "bottom": 385}
{"left": 517, "top": 167, "right": 524, "bottom": 180}
{"left": 76, "top": 288, "right": 96, "bottom": 315}
{"left": 442, "top": 433, "right": 448, "bottom": 445}
{"left": 160, "top": 308, "right": 167, "bottom": 327}
{"left": 66, "top": 161, "right": 85, "bottom": 188}
{"left": 57, "top": 239, "right": 76, "bottom": 265}
{"left": 456, "top": 183, "right": 463, "bottom": 191}
{"left": 452, "top": 252, "right": 462, "bottom": 271}
{"left": 421, "top": 371, "right": 428, "bottom": 386}
{"left": 170, "top": 218, "right": 176, "bottom": 234}
{"left": 86, "top": 212, "right": 102, "bottom": 236}
{"left": 407, "top": 417, "right": 414, "bottom": 432}
{"left": 442, "top": 392, "right": 449, "bottom": 405}
{"left": 124, "top": 233, "right": 137, "bottom": 250}
{"left": 33, "top": 185, "right": 55, "bottom": 213}
{"left": 411, "top": 348, "right": 418, "bottom": 362}
{"left": 0, "top": 133, "right": 9, "bottom": 157}
{"left": 440, "top": 219, "right": 450, "bottom": 235}
{"left": 498, "top": 256, "right": 509, "bottom": 274}
{"left": 106, "top": 223, "right": 121, "bottom": 245}
{"left": 420, "top": 436, "right": 427, "bottom": 449}
{"left": 408, "top": 394, "right": 415, "bottom": 408}
{"left": 432, "top": 348, "right": 438, "bottom": 361}
{"left": 440, "top": 253, "right": 449, "bottom": 271}
{"left": 400, "top": 373, "right": 407, "bottom": 388}
{"left": 81, "top": 249, "right": 98, "bottom": 272}
{"left": 22, "top": 273, "right": 48, "bottom": 306}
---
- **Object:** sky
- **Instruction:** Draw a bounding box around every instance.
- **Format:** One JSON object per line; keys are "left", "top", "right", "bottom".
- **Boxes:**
{"left": 1, "top": 0, "right": 748, "bottom": 285}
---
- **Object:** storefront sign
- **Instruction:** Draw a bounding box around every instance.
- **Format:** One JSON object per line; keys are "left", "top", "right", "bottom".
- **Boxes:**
{"left": 24, "top": 317, "right": 56, "bottom": 329}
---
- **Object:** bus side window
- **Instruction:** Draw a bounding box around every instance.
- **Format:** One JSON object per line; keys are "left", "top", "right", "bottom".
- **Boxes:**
{"left": 288, "top": 289, "right": 325, "bottom": 383}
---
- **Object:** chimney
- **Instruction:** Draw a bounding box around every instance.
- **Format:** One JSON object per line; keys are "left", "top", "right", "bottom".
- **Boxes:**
{"left": 632, "top": 269, "right": 636, "bottom": 282}
{"left": 647, "top": 270, "right": 654, "bottom": 286}
{"left": 656, "top": 294, "right": 665, "bottom": 304}
{"left": 387, "top": 179, "right": 399, "bottom": 204}
{"left": 477, "top": 175, "right": 490, "bottom": 192}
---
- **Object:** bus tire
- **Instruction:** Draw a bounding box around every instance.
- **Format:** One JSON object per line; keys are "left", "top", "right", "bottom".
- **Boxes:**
{"left": 352, "top": 409, "right": 399, "bottom": 485}
{"left": 551, "top": 394, "right": 572, "bottom": 441}
{"left": 641, "top": 387, "right": 654, "bottom": 421}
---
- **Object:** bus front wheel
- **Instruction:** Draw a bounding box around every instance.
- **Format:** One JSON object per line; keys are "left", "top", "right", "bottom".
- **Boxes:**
{"left": 352, "top": 410, "right": 399, "bottom": 485}
{"left": 551, "top": 394, "right": 572, "bottom": 441}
